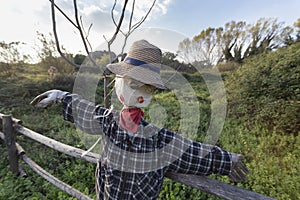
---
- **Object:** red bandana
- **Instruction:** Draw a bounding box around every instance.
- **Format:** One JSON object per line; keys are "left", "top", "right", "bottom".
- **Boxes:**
{"left": 119, "top": 107, "right": 144, "bottom": 133}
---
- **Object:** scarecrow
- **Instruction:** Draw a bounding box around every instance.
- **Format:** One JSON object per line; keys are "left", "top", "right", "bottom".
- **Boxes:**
{"left": 30, "top": 40, "right": 249, "bottom": 200}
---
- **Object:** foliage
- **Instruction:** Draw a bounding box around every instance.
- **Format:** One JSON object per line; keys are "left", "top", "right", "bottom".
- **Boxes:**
{"left": 226, "top": 42, "right": 300, "bottom": 134}
{"left": 159, "top": 178, "right": 221, "bottom": 200}
{"left": 161, "top": 52, "right": 197, "bottom": 73}
{"left": 219, "top": 120, "right": 300, "bottom": 200}
{"left": 216, "top": 61, "right": 241, "bottom": 72}
{"left": 0, "top": 35, "right": 299, "bottom": 200}
{"left": 35, "top": 31, "right": 75, "bottom": 75}
{"left": 73, "top": 54, "right": 86, "bottom": 65}
{"left": 178, "top": 18, "right": 298, "bottom": 65}
{"left": 0, "top": 41, "right": 31, "bottom": 64}
{"left": 293, "top": 18, "right": 300, "bottom": 41}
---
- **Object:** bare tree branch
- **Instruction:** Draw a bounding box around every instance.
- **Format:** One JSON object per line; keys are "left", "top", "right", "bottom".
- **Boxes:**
{"left": 48, "top": 0, "right": 78, "bottom": 29}
{"left": 120, "top": 0, "right": 156, "bottom": 54}
{"left": 130, "top": 0, "right": 156, "bottom": 33}
{"left": 80, "top": 16, "right": 93, "bottom": 52}
{"left": 73, "top": 0, "right": 98, "bottom": 66}
{"left": 50, "top": 0, "right": 79, "bottom": 68}
{"left": 73, "top": 0, "right": 88, "bottom": 54}
{"left": 50, "top": 0, "right": 99, "bottom": 68}
{"left": 111, "top": 1, "right": 118, "bottom": 30}
{"left": 103, "top": 0, "right": 130, "bottom": 108}
{"left": 128, "top": 0, "right": 136, "bottom": 30}
{"left": 108, "top": 0, "right": 129, "bottom": 48}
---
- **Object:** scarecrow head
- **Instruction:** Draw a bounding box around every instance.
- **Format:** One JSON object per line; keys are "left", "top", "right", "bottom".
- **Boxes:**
{"left": 107, "top": 40, "right": 166, "bottom": 108}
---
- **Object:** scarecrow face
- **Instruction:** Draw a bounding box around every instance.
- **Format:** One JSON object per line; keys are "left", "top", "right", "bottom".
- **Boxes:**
{"left": 114, "top": 77, "right": 154, "bottom": 108}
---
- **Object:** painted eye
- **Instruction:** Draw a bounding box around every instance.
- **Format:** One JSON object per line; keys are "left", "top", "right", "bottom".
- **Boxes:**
{"left": 137, "top": 96, "right": 144, "bottom": 103}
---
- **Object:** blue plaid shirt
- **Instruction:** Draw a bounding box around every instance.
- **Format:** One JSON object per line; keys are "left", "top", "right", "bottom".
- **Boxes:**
{"left": 62, "top": 94, "right": 232, "bottom": 200}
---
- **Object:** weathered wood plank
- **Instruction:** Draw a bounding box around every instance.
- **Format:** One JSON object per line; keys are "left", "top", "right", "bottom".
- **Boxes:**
{"left": 3, "top": 115, "right": 20, "bottom": 175}
{"left": 21, "top": 153, "right": 93, "bottom": 200}
{"left": 0, "top": 113, "right": 22, "bottom": 125}
{"left": 0, "top": 131, "right": 4, "bottom": 140}
{"left": 14, "top": 124, "right": 98, "bottom": 164}
{"left": 165, "top": 172, "right": 275, "bottom": 200}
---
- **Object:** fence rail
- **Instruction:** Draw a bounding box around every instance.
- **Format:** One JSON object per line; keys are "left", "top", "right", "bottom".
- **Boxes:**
{"left": 0, "top": 113, "right": 275, "bottom": 200}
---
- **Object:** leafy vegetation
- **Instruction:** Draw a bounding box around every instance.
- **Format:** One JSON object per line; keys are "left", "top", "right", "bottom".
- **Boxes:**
{"left": 178, "top": 17, "right": 300, "bottom": 66}
{"left": 225, "top": 42, "right": 300, "bottom": 135}
{"left": 1, "top": 23, "right": 299, "bottom": 200}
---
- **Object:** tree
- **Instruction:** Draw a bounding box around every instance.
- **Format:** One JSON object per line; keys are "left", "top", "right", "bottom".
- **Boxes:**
{"left": 244, "top": 18, "right": 284, "bottom": 57}
{"left": 275, "top": 18, "right": 300, "bottom": 46}
{"left": 294, "top": 18, "right": 300, "bottom": 42}
{"left": 279, "top": 26, "right": 295, "bottom": 46}
{"left": 74, "top": 54, "right": 86, "bottom": 65}
{"left": 36, "top": 31, "right": 59, "bottom": 66}
{"left": 178, "top": 38, "right": 192, "bottom": 63}
{"left": 193, "top": 27, "right": 223, "bottom": 65}
{"left": 161, "top": 52, "right": 195, "bottom": 73}
{"left": 35, "top": 31, "right": 74, "bottom": 75}
{"left": 179, "top": 18, "right": 295, "bottom": 66}
{"left": 178, "top": 28, "right": 223, "bottom": 66}
{"left": 0, "top": 41, "right": 30, "bottom": 64}
{"left": 219, "top": 21, "right": 247, "bottom": 63}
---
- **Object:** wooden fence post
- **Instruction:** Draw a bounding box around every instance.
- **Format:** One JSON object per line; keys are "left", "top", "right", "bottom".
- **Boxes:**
{"left": 3, "top": 115, "right": 20, "bottom": 176}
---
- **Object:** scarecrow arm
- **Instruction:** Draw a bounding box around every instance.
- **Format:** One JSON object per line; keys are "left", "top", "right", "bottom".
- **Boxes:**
{"left": 167, "top": 140, "right": 232, "bottom": 176}
{"left": 162, "top": 131, "right": 248, "bottom": 182}
{"left": 61, "top": 93, "right": 112, "bottom": 134}
{"left": 31, "top": 90, "right": 111, "bottom": 135}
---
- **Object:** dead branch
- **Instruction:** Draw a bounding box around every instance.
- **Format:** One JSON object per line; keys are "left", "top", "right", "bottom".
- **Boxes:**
{"left": 80, "top": 16, "right": 93, "bottom": 51}
{"left": 49, "top": 0, "right": 97, "bottom": 67}
{"left": 131, "top": 0, "right": 156, "bottom": 33}
{"left": 73, "top": 0, "right": 97, "bottom": 66}
{"left": 48, "top": 0, "right": 78, "bottom": 28}
{"left": 121, "top": 0, "right": 156, "bottom": 54}
{"left": 111, "top": 0, "right": 125, "bottom": 36}
{"left": 50, "top": 0, "right": 79, "bottom": 68}
{"left": 105, "top": 0, "right": 129, "bottom": 59}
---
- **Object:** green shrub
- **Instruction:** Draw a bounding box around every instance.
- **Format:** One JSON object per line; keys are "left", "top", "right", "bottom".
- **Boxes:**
{"left": 220, "top": 119, "right": 300, "bottom": 200}
{"left": 225, "top": 42, "right": 300, "bottom": 134}
{"left": 216, "top": 61, "right": 240, "bottom": 72}
{"left": 1, "top": 45, "right": 299, "bottom": 199}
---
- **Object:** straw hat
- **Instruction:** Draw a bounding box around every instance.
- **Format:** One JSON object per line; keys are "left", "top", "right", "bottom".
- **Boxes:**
{"left": 107, "top": 40, "right": 166, "bottom": 89}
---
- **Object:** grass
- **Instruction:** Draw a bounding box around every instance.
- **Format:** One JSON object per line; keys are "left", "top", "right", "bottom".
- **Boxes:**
{"left": 0, "top": 56, "right": 299, "bottom": 199}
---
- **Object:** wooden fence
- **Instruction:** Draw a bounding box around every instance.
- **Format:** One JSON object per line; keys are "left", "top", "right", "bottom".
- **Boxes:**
{"left": 0, "top": 113, "right": 275, "bottom": 200}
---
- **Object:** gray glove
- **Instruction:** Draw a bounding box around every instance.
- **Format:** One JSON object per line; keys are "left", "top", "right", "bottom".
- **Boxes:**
{"left": 30, "top": 89, "right": 68, "bottom": 108}
{"left": 228, "top": 153, "right": 249, "bottom": 183}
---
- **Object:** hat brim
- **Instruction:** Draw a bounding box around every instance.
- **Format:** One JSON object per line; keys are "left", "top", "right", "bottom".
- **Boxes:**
{"left": 107, "top": 62, "right": 166, "bottom": 89}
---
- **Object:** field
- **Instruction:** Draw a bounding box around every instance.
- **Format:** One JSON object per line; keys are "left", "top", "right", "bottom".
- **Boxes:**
{"left": 0, "top": 42, "right": 299, "bottom": 199}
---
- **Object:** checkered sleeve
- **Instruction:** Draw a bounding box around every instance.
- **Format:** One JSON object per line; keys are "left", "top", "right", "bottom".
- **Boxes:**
{"left": 61, "top": 93, "right": 111, "bottom": 135}
{"left": 161, "top": 129, "right": 232, "bottom": 176}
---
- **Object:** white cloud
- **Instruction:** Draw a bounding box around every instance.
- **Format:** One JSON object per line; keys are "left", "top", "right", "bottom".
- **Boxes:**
{"left": 127, "top": 0, "right": 173, "bottom": 20}
{"left": 80, "top": 5, "right": 114, "bottom": 33}
{"left": 155, "top": 0, "right": 172, "bottom": 15}
{"left": 0, "top": 0, "right": 174, "bottom": 56}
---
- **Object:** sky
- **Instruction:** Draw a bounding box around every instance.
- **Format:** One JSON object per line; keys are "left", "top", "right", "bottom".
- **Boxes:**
{"left": 0, "top": 0, "right": 299, "bottom": 60}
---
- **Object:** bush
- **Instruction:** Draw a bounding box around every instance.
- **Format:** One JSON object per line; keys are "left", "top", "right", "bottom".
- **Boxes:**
{"left": 225, "top": 42, "right": 300, "bottom": 134}
{"left": 1, "top": 44, "right": 299, "bottom": 199}
{"left": 216, "top": 61, "right": 240, "bottom": 72}
{"left": 219, "top": 119, "right": 300, "bottom": 200}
